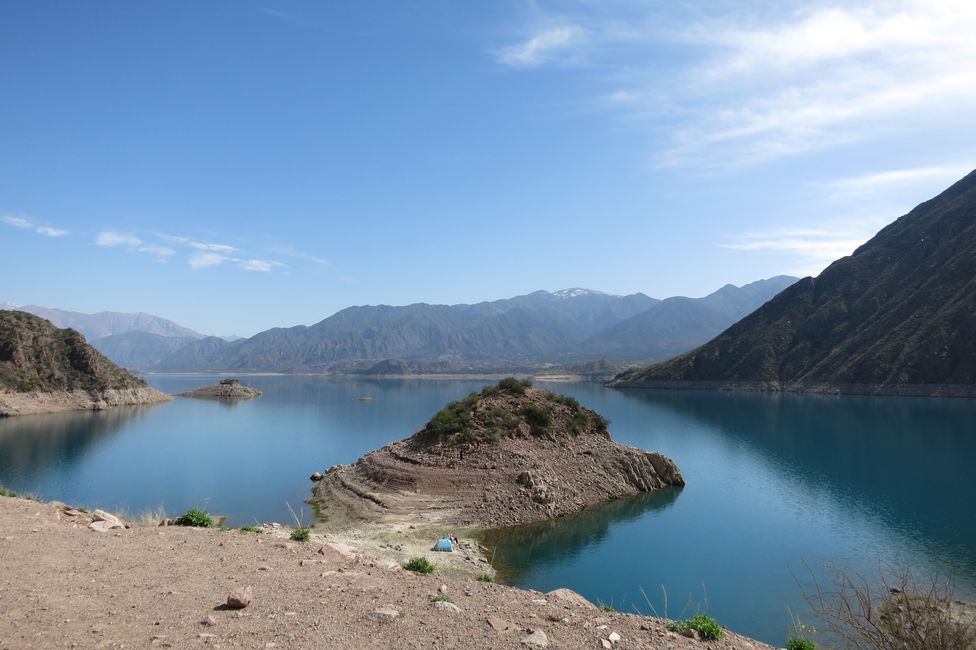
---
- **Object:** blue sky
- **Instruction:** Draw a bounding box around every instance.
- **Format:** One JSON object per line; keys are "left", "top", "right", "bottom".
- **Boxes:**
{"left": 2, "top": 1, "right": 973, "bottom": 336}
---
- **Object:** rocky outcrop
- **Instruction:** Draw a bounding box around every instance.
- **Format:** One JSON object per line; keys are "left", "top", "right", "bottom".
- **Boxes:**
{"left": 0, "top": 310, "right": 171, "bottom": 416}
{"left": 313, "top": 379, "right": 684, "bottom": 528}
{"left": 178, "top": 378, "right": 262, "bottom": 400}
{"left": 0, "top": 387, "right": 172, "bottom": 416}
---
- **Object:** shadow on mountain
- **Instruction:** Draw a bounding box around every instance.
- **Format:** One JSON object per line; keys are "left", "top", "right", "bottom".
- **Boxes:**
{"left": 0, "top": 406, "right": 149, "bottom": 479}
{"left": 480, "top": 487, "right": 682, "bottom": 584}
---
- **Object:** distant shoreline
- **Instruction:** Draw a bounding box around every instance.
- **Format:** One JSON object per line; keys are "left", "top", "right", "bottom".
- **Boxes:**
{"left": 608, "top": 379, "right": 976, "bottom": 399}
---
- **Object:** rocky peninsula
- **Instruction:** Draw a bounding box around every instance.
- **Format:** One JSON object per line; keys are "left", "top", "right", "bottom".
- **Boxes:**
{"left": 178, "top": 378, "right": 262, "bottom": 400}
{"left": 0, "top": 310, "right": 171, "bottom": 416}
{"left": 313, "top": 378, "right": 684, "bottom": 529}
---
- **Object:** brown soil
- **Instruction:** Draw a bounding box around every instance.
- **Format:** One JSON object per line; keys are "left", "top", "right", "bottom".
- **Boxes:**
{"left": 0, "top": 495, "right": 774, "bottom": 649}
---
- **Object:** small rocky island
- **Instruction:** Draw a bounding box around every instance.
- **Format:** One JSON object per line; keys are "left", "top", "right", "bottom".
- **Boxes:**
{"left": 0, "top": 310, "right": 171, "bottom": 416}
{"left": 178, "top": 378, "right": 262, "bottom": 400}
{"left": 313, "top": 378, "right": 684, "bottom": 528}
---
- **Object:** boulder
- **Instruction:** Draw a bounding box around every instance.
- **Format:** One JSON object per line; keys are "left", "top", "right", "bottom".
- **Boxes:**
{"left": 546, "top": 588, "right": 596, "bottom": 609}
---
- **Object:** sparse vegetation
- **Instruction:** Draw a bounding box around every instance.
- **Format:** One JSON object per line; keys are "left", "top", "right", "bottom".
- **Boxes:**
{"left": 786, "top": 635, "right": 816, "bottom": 650}
{"left": 0, "top": 485, "right": 39, "bottom": 501}
{"left": 290, "top": 526, "right": 311, "bottom": 542}
{"left": 418, "top": 378, "right": 610, "bottom": 444}
{"left": 240, "top": 524, "right": 263, "bottom": 533}
{"left": 0, "top": 486, "right": 18, "bottom": 497}
{"left": 432, "top": 593, "right": 454, "bottom": 603}
{"left": 520, "top": 404, "right": 551, "bottom": 434}
{"left": 600, "top": 603, "right": 617, "bottom": 613}
{"left": 174, "top": 508, "right": 214, "bottom": 528}
{"left": 475, "top": 573, "right": 494, "bottom": 583}
{"left": 805, "top": 565, "right": 975, "bottom": 650}
{"left": 403, "top": 557, "right": 435, "bottom": 574}
{"left": 667, "top": 614, "right": 725, "bottom": 640}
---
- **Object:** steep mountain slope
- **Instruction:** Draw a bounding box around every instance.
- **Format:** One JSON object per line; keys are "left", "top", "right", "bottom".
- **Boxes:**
{"left": 576, "top": 276, "right": 797, "bottom": 361}
{"left": 13, "top": 306, "right": 202, "bottom": 340}
{"left": 612, "top": 170, "right": 976, "bottom": 395}
{"left": 0, "top": 310, "right": 171, "bottom": 415}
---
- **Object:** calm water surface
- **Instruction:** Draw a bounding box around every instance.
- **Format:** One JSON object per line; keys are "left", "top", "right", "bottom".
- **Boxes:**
{"left": 0, "top": 375, "right": 973, "bottom": 645}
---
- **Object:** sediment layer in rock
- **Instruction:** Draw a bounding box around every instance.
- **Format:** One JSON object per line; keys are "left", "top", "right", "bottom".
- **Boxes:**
{"left": 313, "top": 382, "right": 684, "bottom": 528}
{"left": 0, "top": 387, "right": 172, "bottom": 417}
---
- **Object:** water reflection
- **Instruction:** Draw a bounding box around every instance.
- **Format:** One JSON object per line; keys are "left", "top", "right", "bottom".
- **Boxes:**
{"left": 481, "top": 488, "right": 682, "bottom": 583}
{"left": 622, "top": 390, "right": 976, "bottom": 572}
{"left": 0, "top": 406, "right": 151, "bottom": 488}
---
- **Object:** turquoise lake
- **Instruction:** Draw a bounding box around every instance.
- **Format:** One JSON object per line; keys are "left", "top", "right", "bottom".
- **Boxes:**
{"left": 0, "top": 375, "right": 973, "bottom": 645}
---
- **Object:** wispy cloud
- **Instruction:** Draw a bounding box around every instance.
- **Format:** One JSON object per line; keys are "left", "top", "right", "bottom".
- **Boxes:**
{"left": 96, "top": 231, "right": 174, "bottom": 261}
{"left": 719, "top": 220, "right": 887, "bottom": 277}
{"left": 496, "top": 1, "right": 976, "bottom": 167}
{"left": 495, "top": 25, "right": 586, "bottom": 68}
{"left": 269, "top": 245, "right": 330, "bottom": 267}
{"left": 188, "top": 252, "right": 230, "bottom": 269}
{"left": 2, "top": 215, "right": 69, "bottom": 237}
{"left": 816, "top": 164, "right": 973, "bottom": 198}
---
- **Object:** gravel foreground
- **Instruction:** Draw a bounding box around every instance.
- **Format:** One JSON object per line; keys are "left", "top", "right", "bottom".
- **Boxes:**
{"left": 0, "top": 496, "right": 774, "bottom": 650}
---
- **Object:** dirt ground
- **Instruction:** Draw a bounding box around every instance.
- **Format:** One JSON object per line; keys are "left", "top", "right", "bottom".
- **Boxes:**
{"left": 0, "top": 495, "right": 774, "bottom": 650}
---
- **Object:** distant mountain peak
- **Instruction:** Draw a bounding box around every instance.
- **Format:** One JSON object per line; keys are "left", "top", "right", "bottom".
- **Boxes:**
{"left": 552, "top": 288, "right": 614, "bottom": 298}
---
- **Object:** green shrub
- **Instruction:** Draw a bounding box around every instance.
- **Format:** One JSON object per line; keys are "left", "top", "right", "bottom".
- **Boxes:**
{"left": 667, "top": 614, "right": 724, "bottom": 640}
{"left": 290, "top": 526, "right": 311, "bottom": 542}
{"left": 239, "top": 524, "right": 263, "bottom": 533}
{"left": 403, "top": 557, "right": 435, "bottom": 574}
{"left": 475, "top": 573, "right": 494, "bottom": 583}
{"left": 0, "top": 486, "right": 17, "bottom": 497}
{"left": 424, "top": 394, "right": 476, "bottom": 440}
{"left": 600, "top": 603, "right": 617, "bottom": 612}
{"left": 495, "top": 377, "right": 531, "bottom": 395}
{"left": 174, "top": 508, "right": 214, "bottom": 528}
{"left": 521, "top": 404, "right": 552, "bottom": 433}
{"left": 432, "top": 593, "right": 454, "bottom": 603}
{"left": 786, "top": 636, "right": 816, "bottom": 650}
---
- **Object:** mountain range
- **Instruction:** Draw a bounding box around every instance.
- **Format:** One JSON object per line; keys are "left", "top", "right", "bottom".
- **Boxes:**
{"left": 612, "top": 169, "right": 976, "bottom": 396}
{"left": 150, "top": 278, "right": 796, "bottom": 373}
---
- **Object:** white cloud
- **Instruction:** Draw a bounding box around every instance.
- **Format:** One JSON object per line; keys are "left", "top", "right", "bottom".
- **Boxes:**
{"left": 96, "top": 231, "right": 175, "bottom": 261}
{"left": 2, "top": 215, "right": 69, "bottom": 237}
{"left": 719, "top": 220, "right": 889, "bottom": 277}
{"left": 497, "top": 2, "right": 976, "bottom": 167}
{"left": 817, "top": 164, "right": 974, "bottom": 197}
{"left": 189, "top": 252, "right": 231, "bottom": 269}
{"left": 96, "top": 231, "right": 142, "bottom": 247}
{"left": 189, "top": 241, "right": 237, "bottom": 253}
{"left": 137, "top": 245, "right": 175, "bottom": 261}
{"left": 496, "top": 25, "right": 586, "bottom": 67}
{"left": 241, "top": 259, "right": 283, "bottom": 272}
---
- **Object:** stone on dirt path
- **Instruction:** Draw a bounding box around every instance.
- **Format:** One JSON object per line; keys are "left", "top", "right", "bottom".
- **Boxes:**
{"left": 227, "top": 586, "right": 253, "bottom": 609}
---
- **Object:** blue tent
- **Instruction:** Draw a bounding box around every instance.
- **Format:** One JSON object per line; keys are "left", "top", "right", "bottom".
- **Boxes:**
{"left": 433, "top": 538, "right": 454, "bottom": 552}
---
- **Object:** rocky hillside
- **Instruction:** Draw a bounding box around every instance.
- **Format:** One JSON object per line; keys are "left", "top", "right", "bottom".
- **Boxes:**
{"left": 313, "top": 379, "right": 684, "bottom": 528}
{"left": 612, "top": 169, "right": 976, "bottom": 395}
{"left": 0, "top": 310, "right": 171, "bottom": 415}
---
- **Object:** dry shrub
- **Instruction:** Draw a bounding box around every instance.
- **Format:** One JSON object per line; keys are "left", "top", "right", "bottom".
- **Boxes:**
{"left": 806, "top": 565, "right": 975, "bottom": 650}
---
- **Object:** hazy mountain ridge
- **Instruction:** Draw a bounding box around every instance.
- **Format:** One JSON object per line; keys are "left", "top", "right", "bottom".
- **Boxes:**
{"left": 10, "top": 305, "right": 203, "bottom": 340}
{"left": 150, "top": 282, "right": 795, "bottom": 372}
{"left": 612, "top": 170, "right": 976, "bottom": 395}
{"left": 573, "top": 276, "right": 798, "bottom": 362}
